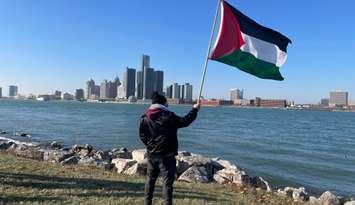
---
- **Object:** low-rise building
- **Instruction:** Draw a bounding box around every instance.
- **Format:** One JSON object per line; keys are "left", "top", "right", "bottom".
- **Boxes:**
{"left": 255, "top": 97, "right": 287, "bottom": 108}
{"left": 200, "top": 99, "right": 234, "bottom": 106}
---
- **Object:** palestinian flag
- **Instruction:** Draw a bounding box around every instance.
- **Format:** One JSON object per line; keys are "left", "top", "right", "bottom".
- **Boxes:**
{"left": 210, "top": 0, "right": 291, "bottom": 81}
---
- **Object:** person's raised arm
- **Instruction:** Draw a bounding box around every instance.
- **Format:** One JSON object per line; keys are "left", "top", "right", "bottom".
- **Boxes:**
{"left": 173, "top": 103, "right": 200, "bottom": 129}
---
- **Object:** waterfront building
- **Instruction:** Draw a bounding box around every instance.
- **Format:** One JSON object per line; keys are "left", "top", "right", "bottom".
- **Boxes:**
{"left": 255, "top": 97, "right": 287, "bottom": 108}
{"left": 9, "top": 85, "right": 18, "bottom": 97}
{"left": 62, "top": 93, "right": 74, "bottom": 100}
{"left": 143, "top": 67, "right": 155, "bottom": 99}
{"left": 154, "top": 70, "right": 164, "bottom": 95}
{"left": 86, "top": 79, "right": 101, "bottom": 100}
{"left": 75, "top": 89, "right": 85, "bottom": 101}
{"left": 201, "top": 99, "right": 234, "bottom": 106}
{"left": 125, "top": 67, "right": 136, "bottom": 98}
{"left": 136, "top": 71, "right": 143, "bottom": 99}
{"left": 100, "top": 80, "right": 110, "bottom": 99}
{"left": 0, "top": 87, "right": 2, "bottom": 98}
{"left": 184, "top": 83, "right": 193, "bottom": 103}
{"left": 230, "top": 88, "right": 244, "bottom": 101}
{"left": 180, "top": 84, "right": 185, "bottom": 100}
{"left": 54, "top": 91, "right": 62, "bottom": 100}
{"left": 172, "top": 83, "right": 180, "bottom": 99}
{"left": 165, "top": 85, "right": 173, "bottom": 98}
{"left": 329, "top": 91, "right": 348, "bottom": 107}
{"left": 320, "top": 98, "right": 329, "bottom": 107}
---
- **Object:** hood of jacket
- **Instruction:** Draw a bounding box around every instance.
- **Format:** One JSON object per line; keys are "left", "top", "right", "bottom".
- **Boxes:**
{"left": 145, "top": 104, "right": 170, "bottom": 121}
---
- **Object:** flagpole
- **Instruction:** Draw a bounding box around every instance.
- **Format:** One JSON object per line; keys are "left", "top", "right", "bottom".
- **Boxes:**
{"left": 197, "top": 0, "right": 222, "bottom": 104}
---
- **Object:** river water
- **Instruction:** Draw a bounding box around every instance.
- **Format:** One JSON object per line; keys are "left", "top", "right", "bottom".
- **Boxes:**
{"left": 0, "top": 100, "right": 354, "bottom": 196}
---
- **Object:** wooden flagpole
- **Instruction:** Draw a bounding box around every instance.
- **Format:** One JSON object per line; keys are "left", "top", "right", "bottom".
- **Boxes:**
{"left": 197, "top": 0, "right": 222, "bottom": 103}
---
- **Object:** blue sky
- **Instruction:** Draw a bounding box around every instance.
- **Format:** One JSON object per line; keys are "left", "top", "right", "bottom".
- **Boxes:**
{"left": 0, "top": 0, "right": 354, "bottom": 103}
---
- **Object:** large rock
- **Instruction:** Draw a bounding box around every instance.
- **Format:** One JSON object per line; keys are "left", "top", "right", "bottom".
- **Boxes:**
{"left": 249, "top": 176, "right": 272, "bottom": 192}
{"left": 132, "top": 149, "right": 147, "bottom": 162}
{"left": 176, "top": 159, "right": 190, "bottom": 176}
{"left": 213, "top": 168, "right": 249, "bottom": 185}
{"left": 178, "top": 166, "right": 210, "bottom": 183}
{"left": 112, "top": 158, "right": 137, "bottom": 174}
{"left": 9, "top": 144, "right": 44, "bottom": 161}
{"left": 309, "top": 196, "right": 321, "bottom": 204}
{"left": 277, "top": 187, "right": 309, "bottom": 202}
{"left": 0, "top": 141, "right": 14, "bottom": 150}
{"left": 94, "top": 150, "right": 112, "bottom": 161}
{"left": 318, "top": 191, "right": 342, "bottom": 205}
{"left": 43, "top": 150, "right": 74, "bottom": 163}
{"left": 50, "top": 141, "right": 63, "bottom": 150}
{"left": 124, "top": 159, "right": 147, "bottom": 175}
{"left": 345, "top": 201, "right": 355, "bottom": 205}
{"left": 176, "top": 154, "right": 214, "bottom": 180}
{"left": 61, "top": 156, "right": 80, "bottom": 165}
{"left": 111, "top": 148, "right": 132, "bottom": 159}
{"left": 211, "top": 157, "right": 237, "bottom": 171}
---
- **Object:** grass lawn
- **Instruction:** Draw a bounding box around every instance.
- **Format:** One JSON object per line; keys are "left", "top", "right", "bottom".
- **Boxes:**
{"left": 0, "top": 153, "right": 303, "bottom": 205}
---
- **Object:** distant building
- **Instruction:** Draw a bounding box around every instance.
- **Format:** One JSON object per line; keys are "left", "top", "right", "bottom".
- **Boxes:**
{"left": 154, "top": 70, "right": 164, "bottom": 95}
{"left": 320, "top": 98, "right": 329, "bottom": 107}
{"left": 172, "top": 83, "right": 180, "bottom": 99}
{"left": 75, "top": 89, "right": 85, "bottom": 101}
{"left": 230, "top": 88, "right": 243, "bottom": 101}
{"left": 329, "top": 91, "right": 348, "bottom": 107}
{"left": 37, "top": 94, "right": 56, "bottom": 101}
{"left": 62, "top": 93, "right": 74, "bottom": 100}
{"left": 233, "top": 99, "right": 252, "bottom": 106}
{"left": 136, "top": 71, "right": 143, "bottom": 99}
{"left": 0, "top": 87, "right": 2, "bottom": 98}
{"left": 54, "top": 91, "right": 62, "bottom": 100}
{"left": 255, "top": 97, "right": 287, "bottom": 108}
{"left": 86, "top": 79, "right": 100, "bottom": 100}
{"left": 143, "top": 68, "right": 155, "bottom": 99}
{"left": 179, "top": 84, "right": 185, "bottom": 100}
{"left": 201, "top": 99, "right": 234, "bottom": 106}
{"left": 100, "top": 80, "right": 110, "bottom": 99}
{"left": 184, "top": 83, "right": 193, "bottom": 103}
{"left": 9, "top": 85, "right": 18, "bottom": 97}
{"left": 165, "top": 85, "right": 173, "bottom": 98}
{"left": 125, "top": 68, "right": 136, "bottom": 98}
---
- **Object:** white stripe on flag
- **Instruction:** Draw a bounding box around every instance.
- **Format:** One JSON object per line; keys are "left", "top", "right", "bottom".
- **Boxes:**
{"left": 240, "top": 32, "right": 287, "bottom": 67}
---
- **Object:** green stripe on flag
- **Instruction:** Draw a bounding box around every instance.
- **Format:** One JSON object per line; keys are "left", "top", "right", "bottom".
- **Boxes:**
{"left": 215, "top": 50, "right": 284, "bottom": 81}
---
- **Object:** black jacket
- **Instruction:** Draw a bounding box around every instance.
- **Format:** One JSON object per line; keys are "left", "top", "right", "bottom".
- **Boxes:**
{"left": 139, "top": 105, "right": 198, "bottom": 158}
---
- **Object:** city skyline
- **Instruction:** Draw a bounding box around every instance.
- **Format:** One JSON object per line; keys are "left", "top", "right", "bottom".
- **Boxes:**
{"left": 1, "top": 1, "right": 355, "bottom": 103}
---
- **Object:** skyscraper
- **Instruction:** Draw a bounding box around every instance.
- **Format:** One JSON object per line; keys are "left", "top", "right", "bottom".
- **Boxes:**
{"left": 86, "top": 79, "right": 95, "bottom": 99}
{"left": 230, "top": 88, "right": 244, "bottom": 101}
{"left": 0, "top": 87, "right": 2, "bottom": 98}
{"left": 180, "top": 84, "right": 185, "bottom": 100}
{"left": 165, "top": 85, "right": 173, "bottom": 98}
{"left": 100, "top": 80, "right": 110, "bottom": 99}
{"left": 172, "top": 83, "right": 180, "bottom": 99}
{"left": 9, "top": 85, "right": 18, "bottom": 97}
{"left": 329, "top": 91, "right": 348, "bottom": 107}
{"left": 125, "top": 68, "right": 136, "bottom": 98}
{"left": 136, "top": 71, "right": 143, "bottom": 99}
{"left": 154, "top": 71, "right": 164, "bottom": 94}
{"left": 75, "top": 89, "right": 85, "bottom": 100}
{"left": 184, "top": 83, "right": 193, "bottom": 103}
{"left": 143, "top": 67, "right": 155, "bottom": 99}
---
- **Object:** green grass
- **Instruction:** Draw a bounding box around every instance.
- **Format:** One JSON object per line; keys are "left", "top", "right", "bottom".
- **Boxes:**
{"left": 0, "top": 153, "right": 303, "bottom": 205}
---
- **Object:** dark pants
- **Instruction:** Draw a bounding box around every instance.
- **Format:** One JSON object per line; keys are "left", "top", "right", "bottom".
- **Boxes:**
{"left": 144, "top": 156, "right": 176, "bottom": 205}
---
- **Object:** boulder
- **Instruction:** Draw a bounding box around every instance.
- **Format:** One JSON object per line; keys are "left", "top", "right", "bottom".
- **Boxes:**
{"left": 94, "top": 150, "right": 112, "bottom": 161}
{"left": 112, "top": 158, "right": 137, "bottom": 174}
{"left": 277, "top": 187, "right": 309, "bottom": 201}
{"left": 78, "top": 156, "right": 113, "bottom": 170}
{"left": 124, "top": 159, "right": 147, "bottom": 175}
{"left": 249, "top": 176, "right": 272, "bottom": 192}
{"left": 50, "top": 141, "right": 63, "bottom": 149}
{"left": 178, "top": 166, "right": 210, "bottom": 183}
{"left": 132, "top": 149, "right": 147, "bottom": 162}
{"left": 43, "top": 150, "right": 74, "bottom": 163}
{"left": 70, "top": 144, "right": 93, "bottom": 158}
{"left": 178, "top": 151, "right": 191, "bottom": 157}
{"left": 309, "top": 196, "right": 321, "bottom": 204}
{"left": 0, "top": 130, "right": 8, "bottom": 134}
{"left": 10, "top": 144, "right": 44, "bottom": 161}
{"left": 111, "top": 148, "right": 132, "bottom": 159}
{"left": 213, "top": 168, "right": 249, "bottom": 186}
{"left": 176, "top": 159, "right": 190, "bottom": 176}
{"left": 0, "top": 141, "right": 14, "bottom": 150}
{"left": 61, "top": 156, "right": 80, "bottom": 165}
{"left": 211, "top": 158, "right": 238, "bottom": 171}
{"left": 176, "top": 154, "right": 214, "bottom": 180}
{"left": 345, "top": 201, "right": 355, "bottom": 205}
{"left": 319, "top": 191, "right": 342, "bottom": 205}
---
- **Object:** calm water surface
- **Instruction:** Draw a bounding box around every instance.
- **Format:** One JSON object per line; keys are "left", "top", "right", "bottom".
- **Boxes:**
{"left": 0, "top": 100, "right": 354, "bottom": 196}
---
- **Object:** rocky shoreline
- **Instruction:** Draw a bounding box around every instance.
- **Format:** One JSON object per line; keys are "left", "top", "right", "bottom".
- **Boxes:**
{"left": 0, "top": 132, "right": 354, "bottom": 205}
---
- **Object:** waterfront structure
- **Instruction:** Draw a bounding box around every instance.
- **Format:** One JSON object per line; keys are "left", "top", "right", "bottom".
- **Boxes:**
{"left": 154, "top": 70, "right": 164, "bottom": 95}
{"left": 184, "top": 83, "right": 193, "bottom": 103}
{"left": 329, "top": 91, "right": 348, "bottom": 107}
{"left": 165, "top": 85, "right": 173, "bottom": 98}
{"left": 180, "top": 84, "right": 185, "bottom": 100}
{"left": 54, "top": 91, "right": 62, "bottom": 100}
{"left": 9, "top": 85, "right": 18, "bottom": 97}
{"left": 230, "top": 88, "right": 244, "bottom": 101}
{"left": 100, "top": 80, "right": 110, "bottom": 99}
{"left": 86, "top": 79, "right": 100, "bottom": 100}
{"left": 75, "top": 89, "right": 85, "bottom": 101}
{"left": 125, "top": 67, "right": 136, "bottom": 98}
{"left": 254, "top": 97, "right": 287, "bottom": 108}
{"left": 37, "top": 94, "right": 56, "bottom": 101}
{"left": 201, "top": 99, "right": 234, "bottom": 106}
{"left": 320, "top": 98, "right": 329, "bottom": 107}
{"left": 172, "top": 83, "right": 180, "bottom": 99}
{"left": 233, "top": 99, "right": 252, "bottom": 106}
{"left": 143, "top": 67, "right": 155, "bottom": 99}
{"left": 62, "top": 93, "right": 74, "bottom": 100}
{"left": 0, "top": 87, "right": 2, "bottom": 98}
{"left": 135, "top": 71, "right": 143, "bottom": 99}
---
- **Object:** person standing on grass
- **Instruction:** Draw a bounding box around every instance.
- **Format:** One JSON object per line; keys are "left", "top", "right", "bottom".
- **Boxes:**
{"left": 139, "top": 92, "right": 200, "bottom": 205}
